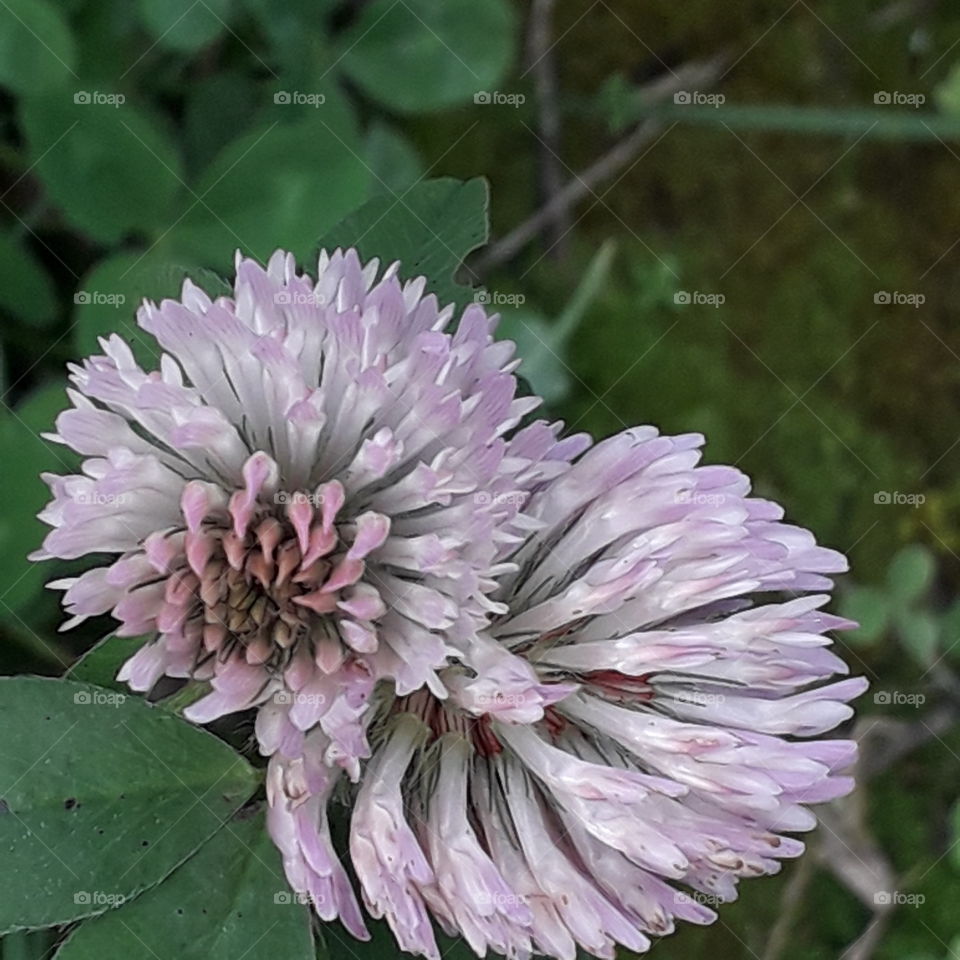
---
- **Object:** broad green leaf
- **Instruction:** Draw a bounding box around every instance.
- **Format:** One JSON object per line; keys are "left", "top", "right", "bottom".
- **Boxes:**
{"left": 339, "top": 0, "right": 516, "bottom": 113}
{"left": 839, "top": 586, "right": 890, "bottom": 645}
{"left": 73, "top": 252, "right": 230, "bottom": 368}
{"left": 20, "top": 93, "right": 184, "bottom": 245}
{"left": 170, "top": 114, "right": 370, "bottom": 271}
{"left": 136, "top": 0, "right": 233, "bottom": 54}
{"left": 67, "top": 635, "right": 150, "bottom": 692}
{"left": 0, "top": 0, "right": 75, "bottom": 95}
{"left": 0, "top": 676, "right": 258, "bottom": 933}
{"left": 364, "top": 123, "right": 423, "bottom": 193}
{"left": 320, "top": 177, "right": 488, "bottom": 308}
{"left": 0, "top": 382, "right": 76, "bottom": 618}
{"left": 887, "top": 544, "right": 936, "bottom": 606}
{"left": 54, "top": 812, "right": 313, "bottom": 960}
{"left": 0, "top": 232, "right": 57, "bottom": 326}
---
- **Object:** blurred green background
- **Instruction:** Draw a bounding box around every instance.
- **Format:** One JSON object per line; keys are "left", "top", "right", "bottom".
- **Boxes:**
{"left": 1, "top": 0, "right": 960, "bottom": 957}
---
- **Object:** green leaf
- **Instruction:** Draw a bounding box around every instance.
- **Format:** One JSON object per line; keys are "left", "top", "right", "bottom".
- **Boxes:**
{"left": 0, "top": 0, "right": 75, "bottom": 95}
{"left": 170, "top": 114, "right": 370, "bottom": 271}
{"left": 887, "top": 544, "right": 936, "bottom": 606}
{"left": 364, "top": 123, "right": 423, "bottom": 193}
{"left": 54, "top": 811, "right": 313, "bottom": 960}
{"left": 136, "top": 0, "right": 233, "bottom": 54}
{"left": 182, "top": 72, "right": 261, "bottom": 175}
{"left": 941, "top": 600, "right": 960, "bottom": 666}
{"left": 73, "top": 252, "right": 229, "bottom": 368}
{"left": 935, "top": 62, "right": 960, "bottom": 117}
{"left": 20, "top": 94, "right": 184, "bottom": 245}
{"left": 339, "top": 0, "right": 516, "bottom": 113}
{"left": 949, "top": 799, "right": 960, "bottom": 872}
{"left": 0, "top": 676, "right": 258, "bottom": 934}
{"left": 0, "top": 232, "right": 57, "bottom": 327}
{"left": 66, "top": 635, "right": 151, "bottom": 692}
{"left": 839, "top": 585, "right": 891, "bottom": 645}
{"left": 894, "top": 609, "right": 940, "bottom": 667}
{"left": 0, "top": 382, "right": 77, "bottom": 619}
{"left": 320, "top": 177, "right": 488, "bottom": 308}
{"left": 496, "top": 241, "right": 616, "bottom": 405}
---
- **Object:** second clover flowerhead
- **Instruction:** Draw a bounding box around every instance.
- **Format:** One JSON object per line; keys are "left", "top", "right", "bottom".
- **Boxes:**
{"left": 33, "top": 248, "right": 866, "bottom": 960}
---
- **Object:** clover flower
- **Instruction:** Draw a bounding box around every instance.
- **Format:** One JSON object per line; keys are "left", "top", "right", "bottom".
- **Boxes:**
{"left": 268, "top": 429, "right": 865, "bottom": 959}
{"left": 33, "top": 249, "right": 583, "bottom": 775}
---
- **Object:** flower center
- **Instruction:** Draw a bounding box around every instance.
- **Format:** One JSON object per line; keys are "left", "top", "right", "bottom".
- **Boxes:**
{"left": 167, "top": 480, "right": 390, "bottom": 674}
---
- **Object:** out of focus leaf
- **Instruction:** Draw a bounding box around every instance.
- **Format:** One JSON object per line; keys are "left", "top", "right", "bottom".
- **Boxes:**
{"left": 0, "top": 232, "right": 57, "bottom": 326}
{"left": 364, "top": 123, "right": 423, "bottom": 193}
{"left": 0, "top": 0, "right": 75, "bottom": 95}
{"left": 21, "top": 94, "right": 184, "bottom": 245}
{"left": 0, "top": 676, "right": 258, "bottom": 933}
{"left": 54, "top": 812, "right": 313, "bottom": 960}
{"left": 895, "top": 608, "right": 940, "bottom": 667}
{"left": 840, "top": 586, "right": 890, "bottom": 645}
{"left": 497, "top": 240, "right": 616, "bottom": 404}
{"left": 182, "top": 72, "right": 261, "bottom": 174}
{"left": 935, "top": 61, "right": 960, "bottom": 116}
{"left": 136, "top": 0, "right": 233, "bottom": 54}
{"left": 171, "top": 113, "right": 370, "bottom": 270}
{"left": 887, "top": 544, "right": 936, "bottom": 605}
{"left": 339, "top": 0, "right": 516, "bottom": 113}
{"left": 320, "top": 177, "right": 488, "bottom": 308}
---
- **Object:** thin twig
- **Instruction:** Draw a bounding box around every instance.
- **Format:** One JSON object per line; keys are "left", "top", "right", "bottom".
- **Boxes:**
{"left": 473, "top": 54, "right": 728, "bottom": 274}
{"left": 526, "top": 0, "right": 570, "bottom": 258}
